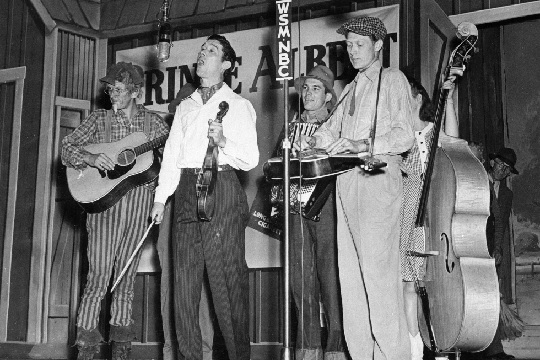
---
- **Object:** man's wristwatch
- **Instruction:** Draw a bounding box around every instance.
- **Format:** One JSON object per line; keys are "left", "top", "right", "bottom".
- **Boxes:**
{"left": 308, "top": 137, "right": 317, "bottom": 148}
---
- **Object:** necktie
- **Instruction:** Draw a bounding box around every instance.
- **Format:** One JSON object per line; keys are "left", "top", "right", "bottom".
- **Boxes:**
{"left": 348, "top": 79, "right": 358, "bottom": 116}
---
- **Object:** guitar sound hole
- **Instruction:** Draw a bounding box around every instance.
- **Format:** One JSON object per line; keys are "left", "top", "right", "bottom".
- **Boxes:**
{"left": 117, "top": 149, "right": 136, "bottom": 166}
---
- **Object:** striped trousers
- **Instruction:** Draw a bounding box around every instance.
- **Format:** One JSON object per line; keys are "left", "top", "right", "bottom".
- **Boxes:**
{"left": 77, "top": 185, "right": 152, "bottom": 330}
{"left": 172, "top": 171, "right": 251, "bottom": 360}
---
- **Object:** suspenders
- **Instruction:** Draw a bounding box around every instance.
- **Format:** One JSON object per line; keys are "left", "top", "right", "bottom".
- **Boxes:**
{"left": 105, "top": 110, "right": 113, "bottom": 143}
{"left": 104, "top": 108, "right": 152, "bottom": 143}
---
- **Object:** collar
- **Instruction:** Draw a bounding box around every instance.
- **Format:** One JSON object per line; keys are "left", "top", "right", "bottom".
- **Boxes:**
{"left": 113, "top": 104, "right": 144, "bottom": 119}
{"left": 488, "top": 173, "right": 497, "bottom": 185}
{"left": 355, "top": 59, "right": 382, "bottom": 83}
{"left": 198, "top": 82, "right": 224, "bottom": 104}
{"left": 417, "top": 122, "right": 434, "bottom": 136}
{"left": 198, "top": 81, "right": 224, "bottom": 94}
{"left": 300, "top": 107, "right": 329, "bottom": 124}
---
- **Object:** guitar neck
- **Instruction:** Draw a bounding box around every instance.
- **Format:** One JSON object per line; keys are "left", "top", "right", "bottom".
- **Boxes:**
{"left": 134, "top": 134, "right": 169, "bottom": 156}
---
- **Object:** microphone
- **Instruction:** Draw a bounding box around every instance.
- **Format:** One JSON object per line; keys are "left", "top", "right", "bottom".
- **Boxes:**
{"left": 156, "top": 0, "right": 172, "bottom": 62}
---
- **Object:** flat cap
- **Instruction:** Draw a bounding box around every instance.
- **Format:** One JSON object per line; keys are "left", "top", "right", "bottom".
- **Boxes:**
{"left": 100, "top": 61, "right": 144, "bottom": 85}
{"left": 337, "top": 16, "right": 387, "bottom": 41}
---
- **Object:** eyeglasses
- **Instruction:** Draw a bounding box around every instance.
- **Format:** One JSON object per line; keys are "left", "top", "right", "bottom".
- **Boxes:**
{"left": 494, "top": 158, "right": 511, "bottom": 171}
{"left": 104, "top": 87, "right": 130, "bottom": 96}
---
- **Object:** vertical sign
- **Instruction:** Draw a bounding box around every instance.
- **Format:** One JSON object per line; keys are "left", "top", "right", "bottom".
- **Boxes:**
{"left": 276, "top": 1, "right": 293, "bottom": 358}
{"left": 276, "top": 0, "right": 293, "bottom": 81}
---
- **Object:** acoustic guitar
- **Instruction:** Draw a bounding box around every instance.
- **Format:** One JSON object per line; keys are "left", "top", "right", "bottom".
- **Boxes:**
{"left": 66, "top": 132, "right": 168, "bottom": 213}
{"left": 196, "top": 101, "right": 229, "bottom": 221}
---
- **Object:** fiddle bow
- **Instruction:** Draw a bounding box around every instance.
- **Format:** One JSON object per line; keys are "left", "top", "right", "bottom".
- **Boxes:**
{"left": 196, "top": 101, "right": 229, "bottom": 221}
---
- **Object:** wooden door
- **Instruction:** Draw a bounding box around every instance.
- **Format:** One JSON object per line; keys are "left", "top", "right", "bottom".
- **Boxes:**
{"left": 0, "top": 66, "right": 26, "bottom": 342}
{"left": 46, "top": 97, "right": 90, "bottom": 344}
{"left": 419, "top": 0, "right": 459, "bottom": 102}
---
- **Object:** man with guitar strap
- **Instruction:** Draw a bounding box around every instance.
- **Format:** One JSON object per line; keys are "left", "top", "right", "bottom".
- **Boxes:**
{"left": 296, "top": 17, "right": 415, "bottom": 360}
{"left": 271, "top": 65, "right": 347, "bottom": 360}
{"left": 61, "top": 62, "right": 169, "bottom": 360}
{"left": 151, "top": 34, "right": 258, "bottom": 360}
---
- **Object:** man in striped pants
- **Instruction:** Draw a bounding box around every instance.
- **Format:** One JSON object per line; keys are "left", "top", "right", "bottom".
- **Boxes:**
{"left": 61, "top": 62, "right": 169, "bottom": 360}
{"left": 151, "top": 34, "right": 259, "bottom": 360}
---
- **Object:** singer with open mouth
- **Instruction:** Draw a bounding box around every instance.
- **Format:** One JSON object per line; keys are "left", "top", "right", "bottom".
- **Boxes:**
{"left": 61, "top": 61, "right": 170, "bottom": 360}
{"left": 151, "top": 34, "right": 259, "bottom": 360}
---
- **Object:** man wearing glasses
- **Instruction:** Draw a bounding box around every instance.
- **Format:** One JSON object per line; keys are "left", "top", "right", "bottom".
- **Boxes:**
{"left": 484, "top": 147, "right": 519, "bottom": 360}
{"left": 61, "top": 62, "right": 169, "bottom": 360}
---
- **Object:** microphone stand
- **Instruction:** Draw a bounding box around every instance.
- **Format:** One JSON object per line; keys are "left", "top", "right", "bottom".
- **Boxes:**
{"left": 281, "top": 82, "right": 293, "bottom": 360}
{"left": 275, "top": 1, "right": 293, "bottom": 358}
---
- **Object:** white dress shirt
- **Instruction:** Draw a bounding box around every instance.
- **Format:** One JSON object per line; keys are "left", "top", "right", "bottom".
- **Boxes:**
{"left": 154, "top": 83, "right": 259, "bottom": 204}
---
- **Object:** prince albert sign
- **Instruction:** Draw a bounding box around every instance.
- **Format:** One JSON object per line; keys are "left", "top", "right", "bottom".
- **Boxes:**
{"left": 117, "top": 5, "right": 399, "bottom": 267}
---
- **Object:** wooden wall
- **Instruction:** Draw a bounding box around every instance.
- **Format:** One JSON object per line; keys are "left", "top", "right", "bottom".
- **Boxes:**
{"left": 56, "top": 30, "right": 96, "bottom": 101}
{"left": 0, "top": 0, "right": 45, "bottom": 342}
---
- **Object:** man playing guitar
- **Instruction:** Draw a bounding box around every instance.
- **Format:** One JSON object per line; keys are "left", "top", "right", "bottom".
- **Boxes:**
{"left": 61, "top": 61, "right": 169, "bottom": 360}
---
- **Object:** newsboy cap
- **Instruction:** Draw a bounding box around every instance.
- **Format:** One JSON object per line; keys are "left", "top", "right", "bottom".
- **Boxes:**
{"left": 337, "top": 16, "right": 387, "bottom": 41}
{"left": 294, "top": 65, "right": 338, "bottom": 109}
{"left": 100, "top": 62, "right": 144, "bottom": 85}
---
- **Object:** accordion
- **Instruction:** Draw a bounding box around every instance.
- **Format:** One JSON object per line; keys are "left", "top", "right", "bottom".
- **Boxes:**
{"left": 270, "top": 121, "right": 334, "bottom": 221}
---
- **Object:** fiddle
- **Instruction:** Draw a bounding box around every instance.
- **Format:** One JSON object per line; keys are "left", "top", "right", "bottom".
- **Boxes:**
{"left": 196, "top": 101, "right": 229, "bottom": 221}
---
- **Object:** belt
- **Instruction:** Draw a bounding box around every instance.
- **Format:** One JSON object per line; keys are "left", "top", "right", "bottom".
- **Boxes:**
{"left": 179, "top": 164, "right": 234, "bottom": 174}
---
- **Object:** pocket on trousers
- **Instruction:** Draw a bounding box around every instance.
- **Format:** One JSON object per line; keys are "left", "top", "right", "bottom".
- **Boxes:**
{"left": 174, "top": 175, "right": 199, "bottom": 223}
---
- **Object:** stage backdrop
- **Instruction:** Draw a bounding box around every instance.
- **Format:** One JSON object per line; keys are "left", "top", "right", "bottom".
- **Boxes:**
{"left": 117, "top": 4, "right": 399, "bottom": 268}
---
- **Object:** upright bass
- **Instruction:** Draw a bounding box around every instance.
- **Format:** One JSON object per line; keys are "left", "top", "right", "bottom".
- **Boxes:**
{"left": 416, "top": 23, "right": 500, "bottom": 353}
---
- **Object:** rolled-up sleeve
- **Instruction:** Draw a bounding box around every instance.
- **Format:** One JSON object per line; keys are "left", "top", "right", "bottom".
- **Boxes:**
{"left": 61, "top": 112, "right": 98, "bottom": 170}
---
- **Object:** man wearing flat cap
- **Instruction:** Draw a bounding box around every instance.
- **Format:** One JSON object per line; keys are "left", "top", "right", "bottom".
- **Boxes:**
{"left": 62, "top": 61, "right": 169, "bottom": 360}
{"left": 296, "top": 16, "right": 414, "bottom": 360}
{"left": 483, "top": 147, "right": 519, "bottom": 360}
{"left": 272, "top": 65, "right": 346, "bottom": 360}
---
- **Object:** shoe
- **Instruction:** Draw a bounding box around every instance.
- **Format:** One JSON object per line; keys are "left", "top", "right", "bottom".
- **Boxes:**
{"left": 77, "top": 345, "right": 99, "bottom": 360}
{"left": 111, "top": 341, "right": 132, "bottom": 360}
{"left": 324, "top": 351, "right": 347, "bottom": 360}
{"left": 486, "top": 352, "right": 515, "bottom": 360}
{"left": 75, "top": 327, "right": 102, "bottom": 360}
